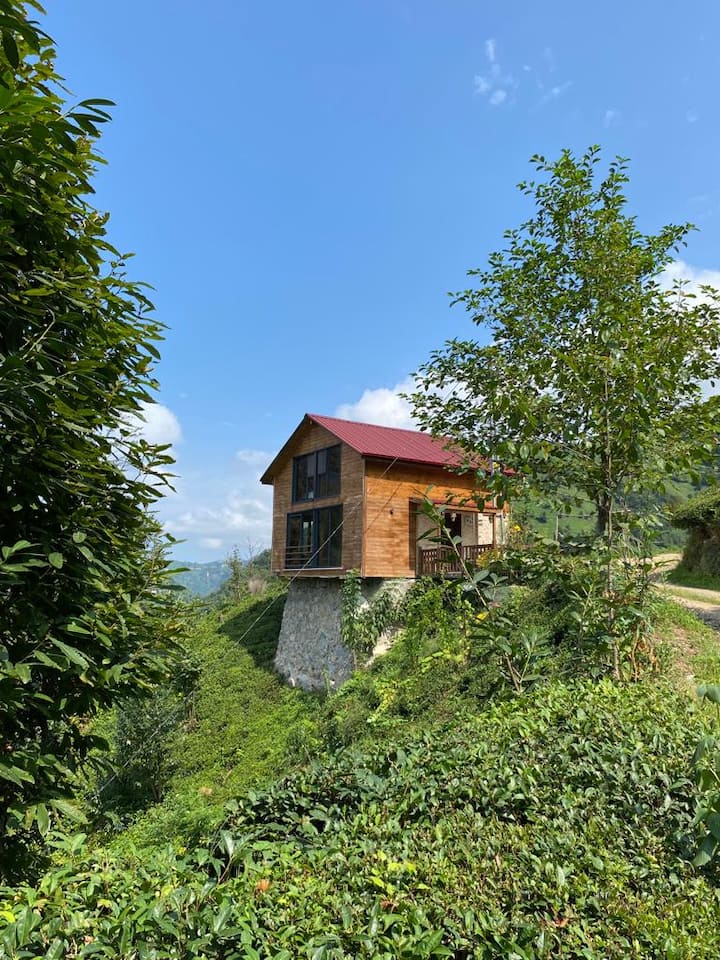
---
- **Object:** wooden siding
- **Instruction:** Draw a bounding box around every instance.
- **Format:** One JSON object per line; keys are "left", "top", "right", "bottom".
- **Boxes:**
{"left": 362, "top": 459, "right": 490, "bottom": 579}
{"left": 269, "top": 421, "right": 364, "bottom": 575}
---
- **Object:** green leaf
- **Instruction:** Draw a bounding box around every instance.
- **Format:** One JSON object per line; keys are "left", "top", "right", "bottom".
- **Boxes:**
{"left": 35, "top": 802, "right": 49, "bottom": 835}
{"left": 49, "top": 798, "right": 87, "bottom": 823}
{"left": 0, "top": 762, "right": 35, "bottom": 786}
{"left": 48, "top": 552, "right": 64, "bottom": 570}
{"left": 693, "top": 834, "right": 718, "bottom": 867}
{"left": 50, "top": 638, "right": 90, "bottom": 670}
{"left": 2, "top": 29, "right": 19, "bottom": 68}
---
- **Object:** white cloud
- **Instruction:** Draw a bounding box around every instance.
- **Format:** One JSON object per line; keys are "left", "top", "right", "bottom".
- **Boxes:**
{"left": 475, "top": 40, "right": 571, "bottom": 111}
{"left": 200, "top": 537, "right": 223, "bottom": 550}
{"left": 660, "top": 259, "right": 720, "bottom": 299}
{"left": 686, "top": 109, "right": 699, "bottom": 124}
{"left": 159, "top": 447, "right": 274, "bottom": 559}
{"left": 128, "top": 402, "right": 182, "bottom": 446}
{"left": 536, "top": 80, "right": 573, "bottom": 108}
{"left": 335, "top": 377, "right": 418, "bottom": 429}
{"left": 604, "top": 108, "right": 619, "bottom": 128}
{"left": 235, "top": 449, "right": 271, "bottom": 466}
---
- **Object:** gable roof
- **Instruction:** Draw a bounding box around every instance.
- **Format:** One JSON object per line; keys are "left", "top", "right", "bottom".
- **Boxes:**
{"left": 260, "top": 413, "right": 466, "bottom": 484}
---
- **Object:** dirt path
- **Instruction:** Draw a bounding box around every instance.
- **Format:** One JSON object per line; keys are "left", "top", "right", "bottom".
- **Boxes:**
{"left": 657, "top": 583, "right": 720, "bottom": 630}
{"left": 651, "top": 554, "right": 720, "bottom": 630}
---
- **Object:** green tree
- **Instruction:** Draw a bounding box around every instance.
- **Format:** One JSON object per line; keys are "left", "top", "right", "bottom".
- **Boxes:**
{"left": 0, "top": 1, "right": 184, "bottom": 849}
{"left": 411, "top": 147, "right": 720, "bottom": 544}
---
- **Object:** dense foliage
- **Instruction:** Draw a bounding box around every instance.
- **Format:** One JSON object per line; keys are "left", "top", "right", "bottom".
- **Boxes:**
{"left": 672, "top": 487, "right": 720, "bottom": 530}
{"left": 0, "top": 0, "right": 184, "bottom": 850}
{"left": 672, "top": 487, "right": 720, "bottom": 577}
{"left": 3, "top": 675, "right": 719, "bottom": 958}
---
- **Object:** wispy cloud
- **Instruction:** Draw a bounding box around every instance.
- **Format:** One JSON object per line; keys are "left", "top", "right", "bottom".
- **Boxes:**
{"left": 686, "top": 109, "right": 699, "bottom": 124}
{"left": 537, "top": 80, "right": 573, "bottom": 107}
{"left": 604, "top": 108, "right": 619, "bottom": 128}
{"left": 473, "top": 37, "right": 516, "bottom": 107}
{"left": 474, "top": 39, "right": 571, "bottom": 111}
{"left": 159, "top": 447, "right": 274, "bottom": 559}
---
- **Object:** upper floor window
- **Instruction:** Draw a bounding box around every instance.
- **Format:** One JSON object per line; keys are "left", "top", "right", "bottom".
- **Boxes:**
{"left": 292, "top": 445, "right": 341, "bottom": 502}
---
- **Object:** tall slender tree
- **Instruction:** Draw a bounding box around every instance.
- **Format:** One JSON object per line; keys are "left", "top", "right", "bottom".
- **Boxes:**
{"left": 411, "top": 147, "right": 720, "bottom": 546}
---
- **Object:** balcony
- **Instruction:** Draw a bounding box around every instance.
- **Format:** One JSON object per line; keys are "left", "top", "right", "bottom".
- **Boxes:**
{"left": 418, "top": 543, "right": 495, "bottom": 576}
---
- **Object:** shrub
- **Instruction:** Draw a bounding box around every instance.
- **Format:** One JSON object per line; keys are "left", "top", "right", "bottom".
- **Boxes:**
{"left": 3, "top": 679, "right": 719, "bottom": 958}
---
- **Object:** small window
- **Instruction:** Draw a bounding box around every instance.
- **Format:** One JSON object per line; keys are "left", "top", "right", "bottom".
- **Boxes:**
{"left": 292, "top": 445, "right": 341, "bottom": 503}
{"left": 285, "top": 505, "right": 343, "bottom": 569}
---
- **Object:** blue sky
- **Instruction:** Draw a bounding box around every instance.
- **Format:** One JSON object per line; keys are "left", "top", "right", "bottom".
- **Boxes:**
{"left": 46, "top": 1, "right": 720, "bottom": 560}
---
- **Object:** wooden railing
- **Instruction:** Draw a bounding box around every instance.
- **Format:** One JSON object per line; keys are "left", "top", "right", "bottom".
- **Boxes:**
{"left": 418, "top": 543, "right": 495, "bottom": 576}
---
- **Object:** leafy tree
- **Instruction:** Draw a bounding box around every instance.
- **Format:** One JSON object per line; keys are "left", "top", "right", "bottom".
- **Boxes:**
{"left": 0, "top": 1, "right": 184, "bottom": 848}
{"left": 411, "top": 147, "right": 720, "bottom": 545}
{"left": 225, "top": 547, "right": 245, "bottom": 603}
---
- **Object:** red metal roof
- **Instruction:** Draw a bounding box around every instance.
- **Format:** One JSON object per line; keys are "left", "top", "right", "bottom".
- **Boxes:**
{"left": 260, "top": 413, "right": 484, "bottom": 484}
{"left": 307, "top": 413, "right": 464, "bottom": 467}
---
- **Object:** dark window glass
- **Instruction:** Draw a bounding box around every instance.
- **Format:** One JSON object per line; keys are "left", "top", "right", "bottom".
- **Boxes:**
{"left": 294, "top": 455, "right": 312, "bottom": 502}
{"left": 292, "top": 445, "right": 341, "bottom": 502}
{"left": 285, "top": 505, "right": 343, "bottom": 568}
{"left": 317, "top": 445, "right": 341, "bottom": 499}
{"left": 317, "top": 505, "right": 343, "bottom": 567}
{"left": 286, "top": 511, "right": 314, "bottom": 568}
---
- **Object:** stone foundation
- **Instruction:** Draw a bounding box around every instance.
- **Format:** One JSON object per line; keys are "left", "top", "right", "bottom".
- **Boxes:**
{"left": 274, "top": 577, "right": 412, "bottom": 692}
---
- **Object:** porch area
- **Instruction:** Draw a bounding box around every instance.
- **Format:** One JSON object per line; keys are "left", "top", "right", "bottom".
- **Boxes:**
{"left": 417, "top": 542, "right": 496, "bottom": 576}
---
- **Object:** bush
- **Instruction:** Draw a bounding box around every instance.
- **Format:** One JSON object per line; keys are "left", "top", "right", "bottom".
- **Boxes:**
{"left": 4, "top": 679, "right": 719, "bottom": 958}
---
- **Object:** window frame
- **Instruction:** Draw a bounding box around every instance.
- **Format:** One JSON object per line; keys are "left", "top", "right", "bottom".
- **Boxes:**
{"left": 291, "top": 444, "right": 341, "bottom": 504}
{"left": 285, "top": 504, "right": 343, "bottom": 569}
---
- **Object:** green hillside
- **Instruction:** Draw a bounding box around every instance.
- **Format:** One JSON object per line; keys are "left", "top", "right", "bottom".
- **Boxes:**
{"left": 4, "top": 576, "right": 720, "bottom": 957}
{"left": 518, "top": 474, "right": 703, "bottom": 550}
{"left": 96, "top": 588, "right": 319, "bottom": 851}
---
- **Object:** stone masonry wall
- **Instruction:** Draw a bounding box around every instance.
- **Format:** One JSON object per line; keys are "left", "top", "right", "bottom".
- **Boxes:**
{"left": 274, "top": 577, "right": 412, "bottom": 692}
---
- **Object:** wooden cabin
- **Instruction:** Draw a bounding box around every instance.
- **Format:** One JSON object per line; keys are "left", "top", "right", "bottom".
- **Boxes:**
{"left": 260, "top": 413, "right": 505, "bottom": 578}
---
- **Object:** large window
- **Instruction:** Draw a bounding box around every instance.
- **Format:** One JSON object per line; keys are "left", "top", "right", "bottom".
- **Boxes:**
{"left": 285, "top": 505, "right": 343, "bottom": 569}
{"left": 292, "top": 445, "right": 341, "bottom": 503}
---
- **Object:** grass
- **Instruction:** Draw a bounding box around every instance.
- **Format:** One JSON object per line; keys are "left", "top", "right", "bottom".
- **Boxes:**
{"left": 104, "top": 589, "right": 321, "bottom": 851}
{"left": 651, "top": 594, "right": 720, "bottom": 689}
{"left": 666, "top": 564, "right": 720, "bottom": 593}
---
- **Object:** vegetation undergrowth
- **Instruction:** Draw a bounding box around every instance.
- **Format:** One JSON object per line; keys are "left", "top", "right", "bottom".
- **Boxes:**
{"left": 4, "top": 669, "right": 720, "bottom": 958}
{"left": 4, "top": 567, "right": 720, "bottom": 956}
{"left": 91, "top": 588, "right": 320, "bottom": 853}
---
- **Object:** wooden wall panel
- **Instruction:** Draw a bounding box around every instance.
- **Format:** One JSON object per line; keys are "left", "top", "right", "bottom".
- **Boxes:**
{"left": 268, "top": 422, "right": 364, "bottom": 575}
{"left": 362, "top": 459, "right": 490, "bottom": 578}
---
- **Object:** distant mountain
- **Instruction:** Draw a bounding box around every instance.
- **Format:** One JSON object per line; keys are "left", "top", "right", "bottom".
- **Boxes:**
{"left": 171, "top": 561, "right": 230, "bottom": 597}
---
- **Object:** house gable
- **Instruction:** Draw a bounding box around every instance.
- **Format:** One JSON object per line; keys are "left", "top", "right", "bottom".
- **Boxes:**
{"left": 266, "top": 419, "right": 364, "bottom": 575}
